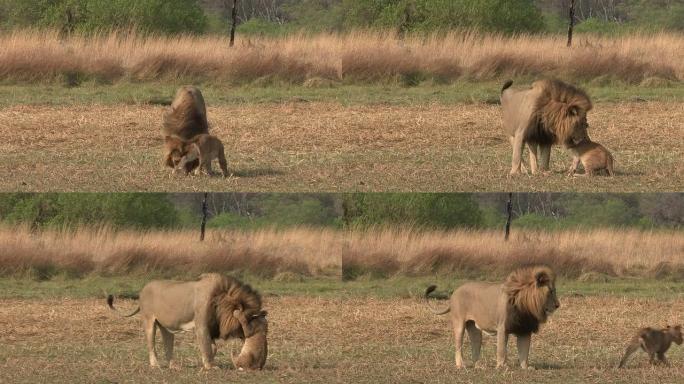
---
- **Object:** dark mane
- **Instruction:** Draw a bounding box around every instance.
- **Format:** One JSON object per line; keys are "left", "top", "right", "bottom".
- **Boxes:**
{"left": 505, "top": 303, "right": 541, "bottom": 336}
{"left": 203, "top": 274, "right": 262, "bottom": 340}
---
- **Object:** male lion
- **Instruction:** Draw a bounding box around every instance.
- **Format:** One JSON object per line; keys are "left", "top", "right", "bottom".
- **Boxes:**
{"left": 163, "top": 134, "right": 229, "bottom": 177}
{"left": 107, "top": 273, "right": 265, "bottom": 370}
{"left": 425, "top": 266, "right": 560, "bottom": 369}
{"left": 162, "top": 85, "right": 209, "bottom": 140}
{"left": 618, "top": 325, "right": 682, "bottom": 368}
{"left": 231, "top": 309, "right": 268, "bottom": 370}
{"left": 567, "top": 138, "right": 614, "bottom": 177}
{"left": 501, "top": 79, "right": 592, "bottom": 176}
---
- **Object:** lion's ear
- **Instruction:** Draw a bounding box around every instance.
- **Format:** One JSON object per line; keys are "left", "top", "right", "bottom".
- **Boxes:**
{"left": 535, "top": 270, "right": 551, "bottom": 287}
{"left": 568, "top": 105, "right": 580, "bottom": 117}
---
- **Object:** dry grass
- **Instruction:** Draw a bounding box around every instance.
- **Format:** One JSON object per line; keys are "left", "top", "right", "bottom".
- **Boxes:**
{"left": 1, "top": 101, "right": 682, "bottom": 192}
{"left": 2, "top": 224, "right": 682, "bottom": 282}
{"left": 344, "top": 228, "right": 684, "bottom": 279}
{"left": 0, "top": 225, "right": 342, "bottom": 279}
{"left": 2, "top": 295, "right": 683, "bottom": 383}
{"left": 0, "top": 30, "right": 682, "bottom": 84}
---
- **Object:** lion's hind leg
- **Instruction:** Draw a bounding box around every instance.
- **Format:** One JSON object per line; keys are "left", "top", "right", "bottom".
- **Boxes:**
{"left": 453, "top": 321, "right": 467, "bottom": 369}
{"left": 158, "top": 326, "right": 176, "bottom": 369}
{"left": 465, "top": 321, "right": 483, "bottom": 367}
{"left": 143, "top": 316, "right": 160, "bottom": 368}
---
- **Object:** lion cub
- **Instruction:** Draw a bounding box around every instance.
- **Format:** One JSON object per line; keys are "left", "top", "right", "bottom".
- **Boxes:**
{"left": 567, "top": 139, "right": 614, "bottom": 177}
{"left": 618, "top": 325, "right": 683, "bottom": 368}
{"left": 163, "top": 134, "right": 229, "bottom": 177}
{"left": 231, "top": 309, "right": 268, "bottom": 371}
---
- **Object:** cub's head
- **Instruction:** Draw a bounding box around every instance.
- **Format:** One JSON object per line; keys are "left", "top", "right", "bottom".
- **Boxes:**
{"left": 667, "top": 325, "right": 683, "bottom": 345}
{"left": 232, "top": 310, "right": 268, "bottom": 371}
{"left": 163, "top": 136, "right": 184, "bottom": 168}
{"left": 163, "top": 136, "right": 198, "bottom": 173}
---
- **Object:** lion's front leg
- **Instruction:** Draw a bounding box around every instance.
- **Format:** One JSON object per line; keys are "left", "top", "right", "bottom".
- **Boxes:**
{"left": 195, "top": 326, "right": 217, "bottom": 369}
{"left": 539, "top": 144, "right": 552, "bottom": 174}
{"left": 517, "top": 334, "right": 532, "bottom": 369}
{"left": 526, "top": 143, "right": 539, "bottom": 175}
{"left": 496, "top": 329, "right": 509, "bottom": 369}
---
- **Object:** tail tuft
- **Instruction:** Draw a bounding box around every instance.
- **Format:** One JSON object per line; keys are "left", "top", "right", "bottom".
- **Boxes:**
{"left": 502, "top": 80, "right": 514, "bottom": 93}
{"left": 425, "top": 285, "right": 438, "bottom": 298}
{"left": 107, "top": 294, "right": 114, "bottom": 308}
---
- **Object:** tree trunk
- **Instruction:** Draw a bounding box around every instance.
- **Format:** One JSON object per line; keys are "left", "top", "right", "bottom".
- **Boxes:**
{"left": 200, "top": 192, "right": 209, "bottom": 241}
{"left": 504, "top": 193, "right": 513, "bottom": 241}
{"left": 230, "top": 0, "right": 239, "bottom": 47}
{"left": 567, "top": 0, "right": 576, "bottom": 47}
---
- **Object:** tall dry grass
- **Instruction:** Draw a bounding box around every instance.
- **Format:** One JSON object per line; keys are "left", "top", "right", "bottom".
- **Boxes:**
{"left": 0, "top": 29, "right": 681, "bottom": 84}
{"left": 344, "top": 228, "right": 684, "bottom": 280}
{"left": 3, "top": 225, "right": 682, "bottom": 281}
{"left": 0, "top": 225, "right": 342, "bottom": 279}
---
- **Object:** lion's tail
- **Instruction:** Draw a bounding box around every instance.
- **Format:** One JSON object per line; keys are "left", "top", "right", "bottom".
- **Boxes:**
{"left": 425, "top": 285, "right": 451, "bottom": 315}
{"left": 107, "top": 294, "right": 141, "bottom": 317}
{"left": 501, "top": 80, "right": 514, "bottom": 93}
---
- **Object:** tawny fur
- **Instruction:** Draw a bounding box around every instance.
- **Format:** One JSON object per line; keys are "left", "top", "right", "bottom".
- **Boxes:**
{"left": 618, "top": 325, "right": 683, "bottom": 368}
{"left": 107, "top": 273, "right": 263, "bottom": 369}
{"left": 501, "top": 79, "right": 592, "bottom": 175}
{"left": 425, "top": 266, "right": 560, "bottom": 369}
{"left": 231, "top": 309, "right": 268, "bottom": 370}
{"left": 567, "top": 139, "right": 614, "bottom": 177}
{"left": 162, "top": 85, "right": 209, "bottom": 140}
{"left": 164, "top": 134, "right": 229, "bottom": 177}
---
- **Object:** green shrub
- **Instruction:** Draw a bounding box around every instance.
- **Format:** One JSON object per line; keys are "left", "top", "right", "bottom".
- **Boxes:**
{"left": 0, "top": 0, "right": 207, "bottom": 34}
{"left": 344, "top": 193, "right": 484, "bottom": 229}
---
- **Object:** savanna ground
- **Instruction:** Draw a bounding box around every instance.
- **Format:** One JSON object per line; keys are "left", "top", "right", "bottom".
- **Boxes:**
{"left": 1, "top": 84, "right": 682, "bottom": 192}
{"left": 0, "top": 31, "right": 682, "bottom": 192}
{"left": 1, "top": 227, "right": 683, "bottom": 383}
{"left": 2, "top": 277, "right": 684, "bottom": 384}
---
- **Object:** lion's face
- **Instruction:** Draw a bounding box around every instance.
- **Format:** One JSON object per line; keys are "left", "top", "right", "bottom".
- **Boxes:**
{"left": 543, "top": 284, "right": 560, "bottom": 318}
{"left": 567, "top": 107, "right": 590, "bottom": 146}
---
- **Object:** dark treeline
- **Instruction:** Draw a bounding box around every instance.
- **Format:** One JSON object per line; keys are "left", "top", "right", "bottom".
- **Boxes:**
{"left": 0, "top": 193, "right": 682, "bottom": 231}
{"left": 0, "top": 0, "right": 681, "bottom": 35}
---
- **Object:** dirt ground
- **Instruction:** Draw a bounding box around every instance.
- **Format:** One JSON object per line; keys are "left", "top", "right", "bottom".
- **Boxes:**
{"left": 1, "top": 102, "right": 681, "bottom": 192}
{"left": 1, "top": 295, "right": 683, "bottom": 383}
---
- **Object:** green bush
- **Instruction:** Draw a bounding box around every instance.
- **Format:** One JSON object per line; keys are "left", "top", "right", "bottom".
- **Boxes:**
{"left": 208, "top": 195, "right": 340, "bottom": 230}
{"left": 0, "top": 193, "right": 180, "bottom": 229}
{"left": 0, "top": 0, "right": 207, "bottom": 34}
{"left": 340, "top": 0, "right": 544, "bottom": 34}
{"left": 344, "top": 193, "right": 484, "bottom": 229}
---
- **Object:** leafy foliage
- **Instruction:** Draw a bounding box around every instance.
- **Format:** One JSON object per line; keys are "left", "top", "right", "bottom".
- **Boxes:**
{"left": 0, "top": 193, "right": 180, "bottom": 229}
{"left": 0, "top": 0, "right": 207, "bottom": 34}
{"left": 342, "top": 193, "right": 484, "bottom": 229}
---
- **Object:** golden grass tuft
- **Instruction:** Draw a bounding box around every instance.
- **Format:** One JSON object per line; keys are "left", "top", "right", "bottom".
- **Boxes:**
{"left": 0, "top": 29, "right": 682, "bottom": 84}
{"left": 0, "top": 225, "right": 342, "bottom": 279}
{"left": 344, "top": 228, "right": 684, "bottom": 279}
